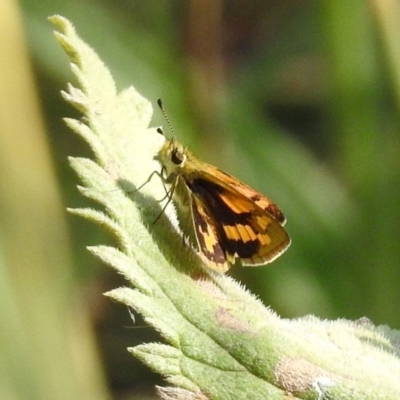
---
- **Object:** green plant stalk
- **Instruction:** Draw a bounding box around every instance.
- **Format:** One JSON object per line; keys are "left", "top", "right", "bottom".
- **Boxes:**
{"left": 50, "top": 15, "right": 400, "bottom": 400}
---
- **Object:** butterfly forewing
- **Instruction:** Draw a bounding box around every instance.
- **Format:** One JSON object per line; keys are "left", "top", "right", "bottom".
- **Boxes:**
{"left": 206, "top": 167, "right": 287, "bottom": 225}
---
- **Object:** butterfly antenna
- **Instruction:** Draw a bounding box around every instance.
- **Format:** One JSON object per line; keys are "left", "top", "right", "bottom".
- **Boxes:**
{"left": 157, "top": 98, "right": 176, "bottom": 140}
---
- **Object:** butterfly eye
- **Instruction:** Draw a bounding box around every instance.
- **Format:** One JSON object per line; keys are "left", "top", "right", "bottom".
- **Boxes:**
{"left": 171, "top": 148, "right": 185, "bottom": 165}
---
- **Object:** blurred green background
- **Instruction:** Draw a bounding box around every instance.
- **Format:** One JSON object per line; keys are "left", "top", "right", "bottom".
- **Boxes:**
{"left": 1, "top": 0, "right": 399, "bottom": 399}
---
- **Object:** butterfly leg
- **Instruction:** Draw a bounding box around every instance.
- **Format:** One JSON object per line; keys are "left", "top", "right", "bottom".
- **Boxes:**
{"left": 153, "top": 174, "right": 177, "bottom": 224}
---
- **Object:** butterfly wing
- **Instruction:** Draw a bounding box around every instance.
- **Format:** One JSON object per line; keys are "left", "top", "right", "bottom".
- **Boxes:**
{"left": 214, "top": 185, "right": 290, "bottom": 266}
{"left": 205, "top": 167, "right": 287, "bottom": 225}
{"left": 188, "top": 175, "right": 290, "bottom": 270}
{"left": 190, "top": 194, "right": 230, "bottom": 272}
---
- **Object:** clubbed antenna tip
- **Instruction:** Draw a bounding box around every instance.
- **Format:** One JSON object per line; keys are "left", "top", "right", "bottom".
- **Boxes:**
{"left": 157, "top": 98, "right": 176, "bottom": 137}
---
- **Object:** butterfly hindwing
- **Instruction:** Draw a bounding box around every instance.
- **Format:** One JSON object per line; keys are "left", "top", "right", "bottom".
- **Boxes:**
{"left": 190, "top": 193, "right": 229, "bottom": 271}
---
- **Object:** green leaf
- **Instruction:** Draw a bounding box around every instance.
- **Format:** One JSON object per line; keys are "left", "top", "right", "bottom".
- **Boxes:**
{"left": 50, "top": 14, "right": 400, "bottom": 400}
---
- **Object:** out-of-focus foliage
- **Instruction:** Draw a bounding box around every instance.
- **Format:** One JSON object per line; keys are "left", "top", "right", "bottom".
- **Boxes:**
{"left": 1, "top": 0, "right": 399, "bottom": 398}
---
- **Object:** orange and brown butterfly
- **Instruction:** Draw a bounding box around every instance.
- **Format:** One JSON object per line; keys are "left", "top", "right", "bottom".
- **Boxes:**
{"left": 154, "top": 99, "right": 290, "bottom": 272}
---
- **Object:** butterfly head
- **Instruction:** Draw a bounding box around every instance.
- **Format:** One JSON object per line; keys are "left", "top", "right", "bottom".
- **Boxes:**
{"left": 156, "top": 129, "right": 188, "bottom": 179}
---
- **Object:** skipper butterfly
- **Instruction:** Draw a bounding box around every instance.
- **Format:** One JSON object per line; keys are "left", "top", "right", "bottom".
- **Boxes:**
{"left": 154, "top": 100, "right": 290, "bottom": 272}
